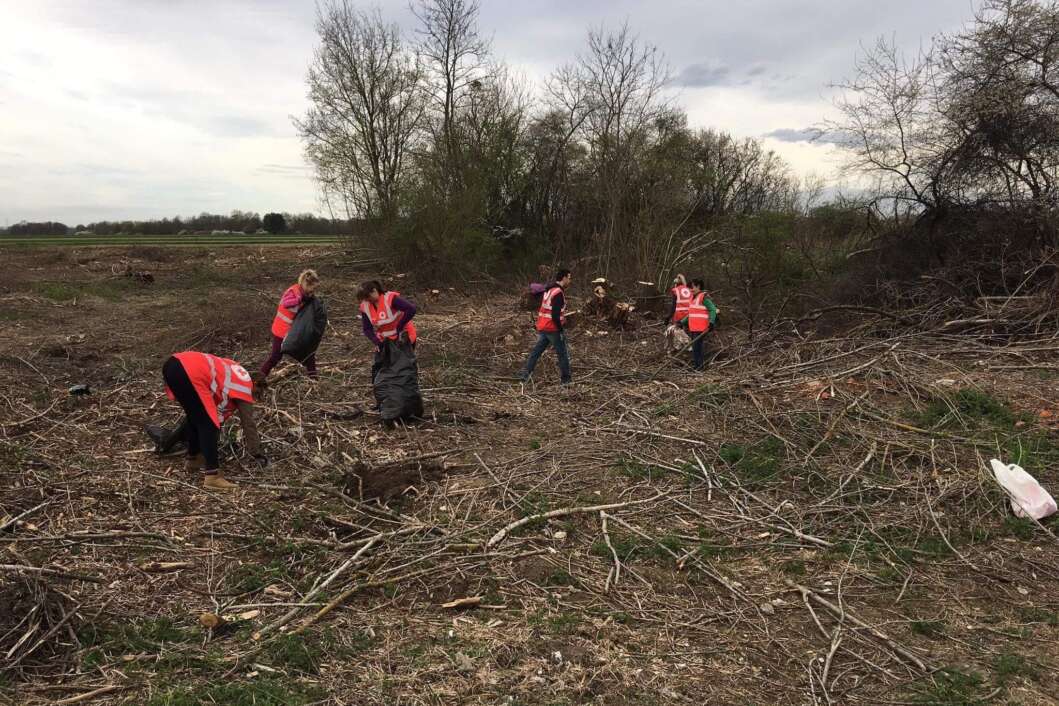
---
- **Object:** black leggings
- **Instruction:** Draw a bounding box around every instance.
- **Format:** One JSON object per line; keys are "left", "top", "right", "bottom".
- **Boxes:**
{"left": 162, "top": 356, "right": 220, "bottom": 471}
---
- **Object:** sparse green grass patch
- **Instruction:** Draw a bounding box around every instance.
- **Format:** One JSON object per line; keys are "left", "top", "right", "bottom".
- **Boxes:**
{"left": 1001, "top": 430, "right": 1059, "bottom": 470}
{"left": 992, "top": 652, "right": 1039, "bottom": 686}
{"left": 718, "top": 436, "right": 784, "bottom": 485}
{"left": 225, "top": 560, "right": 294, "bottom": 595}
{"left": 909, "top": 667, "right": 986, "bottom": 704}
{"left": 910, "top": 619, "right": 946, "bottom": 639}
{"left": 1017, "top": 606, "right": 1059, "bottom": 627}
{"left": 529, "top": 609, "right": 582, "bottom": 635}
{"left": 613, "top": 457, "right": 668, "bottom": 481}
{"left": 914, "top": 389, "right": 1018, "bottom": 430}
{"left": 32, "top": 278, "right": 139, "bottom": 302}
{"left": 1003, "top": 515, "right": 1036, "bottom": 540}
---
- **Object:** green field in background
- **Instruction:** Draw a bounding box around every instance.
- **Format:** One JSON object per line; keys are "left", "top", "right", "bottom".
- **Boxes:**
{"left": 0, "top": 234, "right": 343, "bottom": 247}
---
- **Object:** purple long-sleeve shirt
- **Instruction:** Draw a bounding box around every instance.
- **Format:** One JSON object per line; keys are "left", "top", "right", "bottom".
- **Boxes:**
{"left": 361, "top": 295, "right": 416, "bottom": 344}
{"left": 280, "top": 286, "right": 303, "bottom": 309}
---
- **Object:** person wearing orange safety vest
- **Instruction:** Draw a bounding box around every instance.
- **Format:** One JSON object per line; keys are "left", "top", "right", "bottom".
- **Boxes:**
{"left": 260, "top": 269, "right": 321, "bottom": 379}
{"left": 683, "top": 278, "right": 718, "bottom": 371}
{"left": 357, "top": 280, "right": 417, "bottom": 383}
{"left": 162, "top": 351, "right": 267, "bottom": 489}
{"left": 519, "top": 268, "right": 573, "bottom": 385}
{"left": 666, "top": 274, "right": 693, "bottom": 325}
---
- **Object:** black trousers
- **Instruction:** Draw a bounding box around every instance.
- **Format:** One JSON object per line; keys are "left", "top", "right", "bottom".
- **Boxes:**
{"left": 162, "top": 356, "right": 220, "bottom": 471}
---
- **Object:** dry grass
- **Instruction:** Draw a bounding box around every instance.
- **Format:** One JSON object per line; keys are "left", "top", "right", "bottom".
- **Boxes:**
{"left": 2, "top": 246, "right": 1059, "bottom": 705}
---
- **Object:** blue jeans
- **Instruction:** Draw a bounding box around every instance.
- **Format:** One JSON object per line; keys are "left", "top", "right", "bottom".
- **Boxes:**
{"left": 691, "top": 332, "right": 707, "bottom": 371}
{"left": 521, "top": 332, "right": 571, "bottom": 383}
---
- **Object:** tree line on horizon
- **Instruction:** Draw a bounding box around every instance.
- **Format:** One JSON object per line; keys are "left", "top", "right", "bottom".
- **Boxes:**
{"left": 1, "top": 212, "right": 353, "bottom": 237}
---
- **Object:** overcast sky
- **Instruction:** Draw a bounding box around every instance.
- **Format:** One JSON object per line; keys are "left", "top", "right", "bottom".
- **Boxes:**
{"left": 0, "top": 0, "right": 977, "bottom": 226}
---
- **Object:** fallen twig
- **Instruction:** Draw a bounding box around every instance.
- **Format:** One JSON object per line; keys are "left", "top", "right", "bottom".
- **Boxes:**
{"left": 485, "top": 493, "right": 666, "bottom": 549}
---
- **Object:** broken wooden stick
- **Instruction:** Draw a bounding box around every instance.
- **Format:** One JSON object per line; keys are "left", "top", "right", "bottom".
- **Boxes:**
{"left": 53, "top": 685, "right": 126, "bottom": 705}
{"left": 485, "top": 493, "right": 665, "bottom": 549}
{"left": 786, "top": 580, "right": 930, "bottom": 672}
{"left": 0, "top": 500, "right": 49, "bottom": 533}
{"left": 0, "top": 563, "right": 103, "bottom": 583}
{"left": 292, "top": 567, "right": 436, "bottom": 635}
{"left": 600, "top": 511, "right": 622, "bottom": 594}
{"left": 254, "top": 534, "right": 380, "bottom": 640}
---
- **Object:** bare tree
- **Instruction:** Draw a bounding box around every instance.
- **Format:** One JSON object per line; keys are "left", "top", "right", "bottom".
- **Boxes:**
{"left": 832, "top": 2, "right": 1059, "bottom": 255}
{"left": 412, "top": 0, "right": 490, "bottom": 187}
{"left": 571, "top": 22, "right": 671, "bottom": 274}
{"left": 830, "top": 37, "right": 950, "bottom": 221}
{"left": 296, "top": 1, "right": 426, "bottom": 220}
{"left": 940, "top": 0, "right": 1059, "bottom": 210}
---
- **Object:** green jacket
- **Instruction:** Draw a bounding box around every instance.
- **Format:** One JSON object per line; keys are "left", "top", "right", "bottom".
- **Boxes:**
{"left": 702, "top": 297, "right": 718, "bottom": 325}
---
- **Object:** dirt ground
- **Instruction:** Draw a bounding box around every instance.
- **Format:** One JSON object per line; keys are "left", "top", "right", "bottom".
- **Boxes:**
{"left": 2, "top": 246, "right": 1059, "bottom": 705}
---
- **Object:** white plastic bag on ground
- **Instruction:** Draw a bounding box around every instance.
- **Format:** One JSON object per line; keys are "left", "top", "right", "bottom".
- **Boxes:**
{"left": 990, "top": 459, "right": 1058, "bottom": 520}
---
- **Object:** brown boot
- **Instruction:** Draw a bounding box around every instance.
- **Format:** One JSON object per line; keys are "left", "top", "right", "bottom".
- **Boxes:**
{"left": 203, "top": 472, "right": 237, "bottom": 490}
{"left": 185, "top": 454, "right": 205, "bottom": 473}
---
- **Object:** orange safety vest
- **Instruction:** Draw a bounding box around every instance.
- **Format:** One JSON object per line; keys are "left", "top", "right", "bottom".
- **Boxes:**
{"left": 360, "top": 291, "right": 417, "bottom": 343}
{"left": 671, "top": 285, "right": 693, "bottom": 323}
{"left": 166, "top": 352, "right": 255, "bottom": 427}
{"left": 687, "top": 293, "right": 711, "bottom": 333}
{"left": 271, "top": 284, "right": 303, "bottom": 338}
{"left": 536, "top": 286, "right": 566, "bottom": 332}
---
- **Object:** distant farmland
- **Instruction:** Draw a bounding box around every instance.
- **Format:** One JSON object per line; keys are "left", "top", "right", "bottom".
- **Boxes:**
{"left": 0, "top": 233, "right": 343, "bottom": 247}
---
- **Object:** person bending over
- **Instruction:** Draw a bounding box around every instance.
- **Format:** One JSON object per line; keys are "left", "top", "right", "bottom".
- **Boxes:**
{"left": 162, "top": 351, "right": 267, "bottom": 489}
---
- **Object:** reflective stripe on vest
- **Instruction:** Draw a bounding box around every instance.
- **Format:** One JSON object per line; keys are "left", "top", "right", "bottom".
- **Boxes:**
{"left": 206, "top": 354, "right": 254, "bottom": 422}
{"left": 687, "top": 293, "right": 710, "bottom": 333}
{"left": 536, "top": 286, "right": 566, "bottom": 332}
{"left": 362, "top": 291, "right": 414, "bottom": 341}
{"left": 272, "top": 284, "right": 302, "bottom": 338}
{"left": 672, "top": 286, "right": 692, "bottom": 322}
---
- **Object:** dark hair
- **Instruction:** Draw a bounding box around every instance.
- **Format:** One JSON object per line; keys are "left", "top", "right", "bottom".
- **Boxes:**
{"left": 357, "top": 280, "right": 385, "bottom": 301}
{"left": 554, "top": 268, "right": 571, "bottom": 282}
{"left": 690, "top": 278, "right": 705, "bottom": 289}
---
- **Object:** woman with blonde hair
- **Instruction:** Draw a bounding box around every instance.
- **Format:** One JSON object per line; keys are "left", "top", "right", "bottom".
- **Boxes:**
{"left": 260, "top": 269, "right": 321, "bottom": 379}
{"left": 665, "top": 273, "right": 692, "bottom": 325}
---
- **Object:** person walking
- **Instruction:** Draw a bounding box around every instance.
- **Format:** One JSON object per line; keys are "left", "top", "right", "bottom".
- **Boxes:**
{"left": 357, "top": 280, "right": 417, "bottom": 381}
{"left": 260, "top": 269, "right": 321, "bottom": 379}
{"left": 162, "top": 351, "right": 267, "bottom": 490}
{"left": 520, "top": 268, "right": 572, "bottom": 385}
{"left": 686, "top": 278, "right": 718, "bottom": 371}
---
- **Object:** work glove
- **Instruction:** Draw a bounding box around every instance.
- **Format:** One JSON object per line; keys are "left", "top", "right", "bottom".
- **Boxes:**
{"left": 398, "top": 330, "right": 410, "bottom": 345}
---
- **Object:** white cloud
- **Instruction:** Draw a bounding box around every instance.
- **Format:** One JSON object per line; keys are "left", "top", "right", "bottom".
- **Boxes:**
{"left": 0, "top": 0, "right": 977, "bottom": 225}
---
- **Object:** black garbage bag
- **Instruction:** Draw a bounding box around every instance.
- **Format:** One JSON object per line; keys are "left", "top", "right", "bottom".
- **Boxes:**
{"left": 281, "top": 297, "right": 328, "bottom": 362}
{"left": 144, "top": 417, "right": 188, "bottom": 454}
{"left": 373, "top": 340, "right": 424, "bottom": 422}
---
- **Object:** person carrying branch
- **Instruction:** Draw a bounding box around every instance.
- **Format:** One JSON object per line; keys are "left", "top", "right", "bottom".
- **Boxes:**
{"left": 357, "top": 280, "right": 417, "bottom": 379}
{"left": 685, "top": 278, "right": 718, "bottom": 371}
{"left": 162, "top": 351, "right": 268, "bottom": 490}
{"left": 260, "top": 269, "right": 321, "bottom": 379}
{"left": 519, "top": 268, "right": 573, "bottom": 385}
